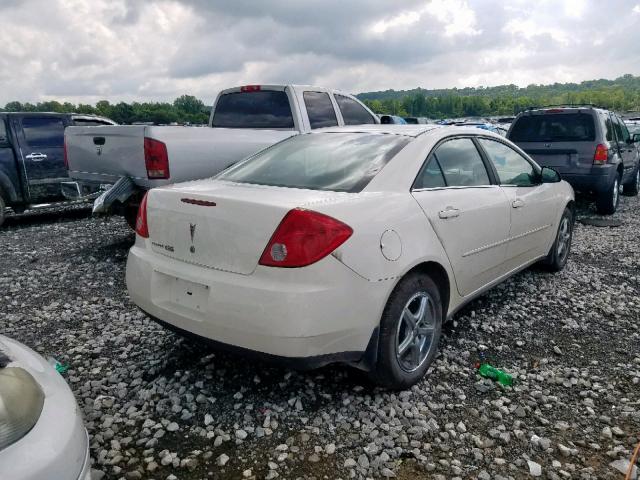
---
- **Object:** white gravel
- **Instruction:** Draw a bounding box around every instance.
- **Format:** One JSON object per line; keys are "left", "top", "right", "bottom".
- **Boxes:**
{"left": 1, "top": 197, "right": 639, "bottom": 480}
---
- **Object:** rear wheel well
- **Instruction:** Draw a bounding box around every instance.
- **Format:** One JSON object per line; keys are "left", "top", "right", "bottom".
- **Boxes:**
{"left": 403, "top": 261, "right": 451, "bottom": 319}
{"left": 566, "top": 199, "right": 576, "bottom": 216}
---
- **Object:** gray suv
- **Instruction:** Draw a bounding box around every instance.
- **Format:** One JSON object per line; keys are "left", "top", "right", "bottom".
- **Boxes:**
{"left": 507, "top": 106, "right": 640, "bottom": 214}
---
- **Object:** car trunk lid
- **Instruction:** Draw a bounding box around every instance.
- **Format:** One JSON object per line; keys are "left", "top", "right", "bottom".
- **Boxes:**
{"left": 147, "top": 181, "right": 353, "bottom": 275}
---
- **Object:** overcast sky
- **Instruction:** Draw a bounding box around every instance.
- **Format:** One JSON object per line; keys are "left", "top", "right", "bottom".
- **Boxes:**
{"left": 1, "top": 0, "right": 639, "bottom": 105}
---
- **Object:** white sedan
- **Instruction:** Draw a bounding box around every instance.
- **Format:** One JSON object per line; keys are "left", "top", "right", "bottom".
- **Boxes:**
{"left": 0, "top": 335, "right": 92, "bottom": 479}
{"left": 126, "top": 125, "right": 574, "bottom": 389}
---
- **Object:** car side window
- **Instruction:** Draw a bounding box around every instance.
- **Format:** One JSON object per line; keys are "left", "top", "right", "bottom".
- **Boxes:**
{"left": 432, "top": 138, "right": 490, "bottom": 187}
{"left": 303, "top": 92, "right": 338, "bottom": 129}
{"left": 616, "top": 116, "right": 630, "bottom": 142}
{"left": 335, "top": 94, "right": 376, "bottom": 125}
{"left": 21, "top": 117, "right": 65, "bottom": 148}
{"left": 0, "top": 119, "right": 8, "bottom": 144}
{"left": 479, "top": 138, "right": 537, "bottom": 187}
{"left": 604, "top": 116, "right": 614, "bottom": 142}
{"left": 414, "top": 157, "right": 446, "bottom": 189}
{"left": 612, "top": 116, "right": 625, "bottom": 143}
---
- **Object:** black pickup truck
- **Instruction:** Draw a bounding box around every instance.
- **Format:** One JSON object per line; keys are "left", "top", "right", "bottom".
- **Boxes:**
{"left": 0, "top": 112, "right": 116, "bottom": 226}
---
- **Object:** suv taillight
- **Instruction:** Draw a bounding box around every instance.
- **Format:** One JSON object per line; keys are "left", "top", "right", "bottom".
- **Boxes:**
{"left": 135, "top": 192, "right": 149, "bottom": 238}
{"left": 259, "top": 209, "right": 353, "bottom": 268}
{"left": 593, "top": 144, "right": 608, "bottom": 165}
{"left": 144, "top": 137, "right": 169, "bottom": 179}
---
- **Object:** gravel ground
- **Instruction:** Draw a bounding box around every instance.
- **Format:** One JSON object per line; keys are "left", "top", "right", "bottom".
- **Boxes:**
{"left": 1, "top": 195, "right": 639, "bottom": 480}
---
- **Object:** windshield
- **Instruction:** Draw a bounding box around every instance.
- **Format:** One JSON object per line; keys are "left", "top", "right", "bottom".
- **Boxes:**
{"left": 509, "top": 113, "right": 596, "bottom": 142}
{"left": 212, "top": 90, "right": 294, "bottom": 129}
{"left": 217, "top": 133, "right": 411, "bottom": 193}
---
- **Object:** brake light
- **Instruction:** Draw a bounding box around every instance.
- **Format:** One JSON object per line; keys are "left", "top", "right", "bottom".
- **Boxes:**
{"left": 259, "top": 209, "right": 353, "bottom": 268}
{"left": 240, "top": 85, "right": 261, "bottom": 92}
{"left": 63, "top": 136, "right": 69, "bottom": 170}
{"left": 135, "top": 192, "right": 149, "bottom": 238}
{"left": 144, "top": 137, "right": 169, "bottom": 179}
{"left": 593, "top": 144, "right": 608, "bottom": 165}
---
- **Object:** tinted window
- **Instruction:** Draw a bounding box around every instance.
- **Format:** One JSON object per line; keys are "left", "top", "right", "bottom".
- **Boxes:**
{"left": 303, "top": 92, "right": 338, "bottom": 129}
{"left": 217, "top": 133, "right": 410, "bottom": 193}
{"left": 509, "top": 113, "right": 595, "bottom": 142}
{"left": 405, "top": 118, "right": 418, "bottom": 124}
{"left": 335, "top": 95, "right": 376, "bottom": 125}
{"left": 614, "top": 116, "right": 630, "bottom": 142}
{"left": 22, "top": 117, "right": 64, "bottom": 148}
{"left": 212, "top": 91, "right": 294, "bottom": 129}
{"left": 433, "top": 138, "right": 490, "bottom": 187}
{"left": 414, "top": 158, "right": 446, "bottom": 189}
{"left": 605, "top": 116, "right": 614, "bottom": 141}
{"left": 73, "top": 119, "right": 115, "bottom": 126}
{"left": 0, "top": 119, "right": 8, "bottom": 143}
{"left": 479, "top": 138, "right": 537, "bottom": 186}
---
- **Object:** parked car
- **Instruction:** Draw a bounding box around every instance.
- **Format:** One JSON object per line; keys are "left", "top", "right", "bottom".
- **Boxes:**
{"left": 0, "top": 113, "right": 116, "bottom": 226}
{"left": 379, "top": 115, "right": 407, "bottom": 124}
{"left": 404, "top": 117, "right": 434, "bottom": 124}
{"left": 126, "top": 125, "right": 574, "bottom": 389}
{"left": 442, "top": 120, "right": 503, "bottom": 135}
{"left": 0, "top": 335, "right": 91, "bottom": 480}
{"left": 64, "top": 85, "right": 379, "bottom": 228}
{"left": 507, "top": 106, "right": 640, "bottom": 214}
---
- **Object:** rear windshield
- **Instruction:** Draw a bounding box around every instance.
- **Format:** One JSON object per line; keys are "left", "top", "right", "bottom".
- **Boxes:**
{"left": 212, "top": 91, "right": 294, "bottom": 129}
{"left": 217, "top": 133, "right": 410, "bottom": 193}
{"left": 509, "top": 113, "right": 596, "bottom": 142}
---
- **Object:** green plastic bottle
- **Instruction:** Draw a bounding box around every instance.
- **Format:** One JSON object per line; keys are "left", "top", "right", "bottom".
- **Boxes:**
{"left": 477, "top": 363, "right": 513, "bottom": 386}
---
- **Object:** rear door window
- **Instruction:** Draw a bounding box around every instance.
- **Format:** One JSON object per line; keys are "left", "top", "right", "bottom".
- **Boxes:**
{"left": 335, "top": 95, "right": 376, "bottom": 125}
{"left": 509, "top": 113, "right": 595, "bottom": 142}
{"left": 303, "top": 92, "right": 338, "bottom": 129}
{"left": 0, "top": 119, "right": 8, "bottom": 144}
{"left": 212, "top": 90, "right": 294, "bottom": 129}
{"left": 414, "top": 158, "right": 446, "bottom": 189}
{"left": 614, "top": 116, "right": 630, "bottom": 143}
{"left": 21, "top": 117, "right": 65, "bottom": 148}
{"left": 432, "top": 138, "right": 491, "bottom": 187}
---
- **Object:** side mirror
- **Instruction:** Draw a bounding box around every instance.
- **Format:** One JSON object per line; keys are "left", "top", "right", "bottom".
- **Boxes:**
{"left": 540, "top": 166, "right": 561, "bottom": 183}
{"left": 632, "top": 134, "right": 640, "bottom": 143}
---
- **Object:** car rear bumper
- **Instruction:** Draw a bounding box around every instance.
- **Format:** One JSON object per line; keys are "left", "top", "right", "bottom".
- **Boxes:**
{"left": 557, "top": 164, "right": 617, "bottom": 192}
{"left": 0, "top": 337, "right": 92, "bottom": 480}
{"left": 126, "top": 239, "right": 387, "bottom": 364}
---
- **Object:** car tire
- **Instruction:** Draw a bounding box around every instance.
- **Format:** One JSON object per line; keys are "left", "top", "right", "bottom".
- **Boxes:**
{"left": 622, "top": 167, "right": 640, "bottom": 196}
{"left": 370, "top": 272, "right": 443, "bottom": 390}
{"left": 0, "top": 193, "right": 5, "bottom": 227}
{"left": 541, "top": 207, "right": 573, "bottom": 272}
{"left": 595, "top": 174, "right": 621, "bottom": 215}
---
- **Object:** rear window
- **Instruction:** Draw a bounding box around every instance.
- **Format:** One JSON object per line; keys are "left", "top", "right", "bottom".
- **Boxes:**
{"left": 217, "top": 133, "right": 410, "bottom": 193}
{"left": 509, "top": 113, "right": 595, "bottom": 142}
{"left": 212, "top": 91, "right": 294, "bottom": 129}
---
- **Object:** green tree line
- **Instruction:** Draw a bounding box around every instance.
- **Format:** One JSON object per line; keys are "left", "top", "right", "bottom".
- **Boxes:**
{"left": 0, "top": 95, "right": 210, "bottom": 125}
{"left": 359, "top": 74, "right": 640, "bottom": 118}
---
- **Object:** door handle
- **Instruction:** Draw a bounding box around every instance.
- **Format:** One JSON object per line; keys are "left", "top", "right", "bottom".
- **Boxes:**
{"left": 438, "top": 207, "right": 460, "bottom": 219}
{"left": 25, "top": 153, "right": 47, "bottom": 161}
{"left": 512, "top": 199, "right": 525, "bottom": 208}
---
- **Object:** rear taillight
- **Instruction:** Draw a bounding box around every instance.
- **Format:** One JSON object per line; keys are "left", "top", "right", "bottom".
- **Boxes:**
{"left": 240, "top": 85, "right": 261, "bottom": 92}
{"left": 63, "top": 136, "right": 69, "bottom": 170}
{"left": 259, "top": 209, "right": 353, "bottom": 268}
{"left": 135, "top": 192, "right": 149, "bottom": 238}
{"left": 593, "top": 144, "right": 608, "bottom": 165}
{"left": 144, "top": 137, "right": 169, "bottom": 179}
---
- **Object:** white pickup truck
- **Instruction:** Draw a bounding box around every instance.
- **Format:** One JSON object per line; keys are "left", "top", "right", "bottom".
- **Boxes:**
{"left": 64, "top": 85, "right": 378, "bottom": 226}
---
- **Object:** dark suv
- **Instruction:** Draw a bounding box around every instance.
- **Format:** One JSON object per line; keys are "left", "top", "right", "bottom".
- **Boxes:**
{"left": 507, "top": 106, "right": 640, "bottom": 214}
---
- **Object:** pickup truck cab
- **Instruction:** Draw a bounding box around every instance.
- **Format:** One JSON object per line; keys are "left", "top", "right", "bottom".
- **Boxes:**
{"left": 0, "top": 112, "right": 116, "bottom": 226}
{"left": 65, "top": 85, "right": 379, "bottom": 227}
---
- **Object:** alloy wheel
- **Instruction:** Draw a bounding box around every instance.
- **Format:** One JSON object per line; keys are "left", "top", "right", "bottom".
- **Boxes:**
{"left": 395, "top": 292, "right": 436, "bottom": 373}
{"left": 556, "top": 215, "right": 571, "bottom": 263}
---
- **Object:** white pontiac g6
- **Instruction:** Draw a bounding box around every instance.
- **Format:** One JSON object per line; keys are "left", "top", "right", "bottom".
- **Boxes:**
{"left": 126, "top": 125, "right": 575, "bottom": 389}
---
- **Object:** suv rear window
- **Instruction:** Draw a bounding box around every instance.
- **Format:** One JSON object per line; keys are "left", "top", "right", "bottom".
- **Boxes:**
{"left": 212, "top": 91, "right": 294, "bottom": 129}
{"left": 509, "top": 113, "right": 595, "bottom": 142}
{"left": 217, "top": 133, "right": 410, "bottom": 193}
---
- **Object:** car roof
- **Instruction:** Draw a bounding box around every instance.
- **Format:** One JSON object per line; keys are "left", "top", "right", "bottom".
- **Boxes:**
{"left": 314, "top": 124, "right": 442, "bottom": 137}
